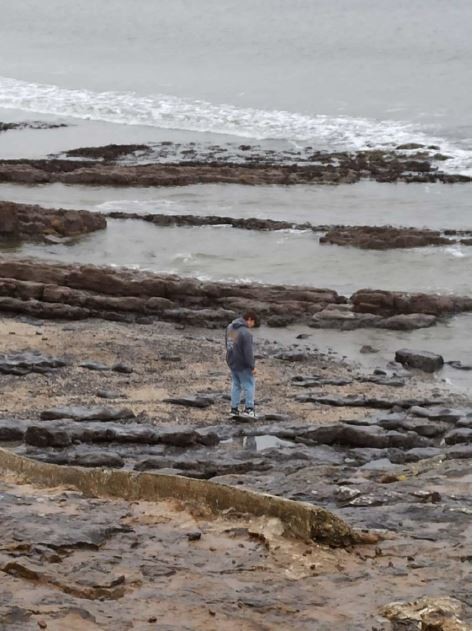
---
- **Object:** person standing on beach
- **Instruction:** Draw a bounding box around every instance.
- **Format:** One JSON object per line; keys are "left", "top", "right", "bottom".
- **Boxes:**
{"left": 225, "top": 311, "right": 257, "bottom": 417}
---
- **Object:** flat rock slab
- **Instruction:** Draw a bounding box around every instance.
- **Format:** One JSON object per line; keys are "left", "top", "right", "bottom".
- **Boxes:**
{"left": 133, "top": 455, "right": 272, "bottom": 478}
{"left": 79, "top": 361, "right": 110, "bottom": 371}
{"left": 79, "top": 361, "right": 133, "bottom": 373}
{"left": 444, "top": 428, "right": 472, "bottom": 445}
{"left": 359, "top": 375, "right": 406, "bottom": 387}
{"left": 275, "top": 351, "right": 311, "bottom": 362}
{"left": 96, "top": 389, "right": 127, "bottom": 399}
{"left": 40, "top": 405, "right": 136, "bottom": 422}
{"left": 378, "top": 417, "right": 449, "bottom": 438}
{"left": 23, "top": 420, "right": 216, "bottom": 449}
{"left": 395, "top": 349, "right": 444, "bottom": 372}
{"left": 409, "top": 406, "right": 468, "bottom": 423}
{"left": 292, "top": 376, "right": 353, "bottom": 387}
{"left": 29, "top": 449, "right": 125, "bottom": 468}
{"left": 446, "top": 360, "right": 472, "bottom": 371}
{"left": 0, "top": 419, "right": 30, "bottom": 440}
{"left": 0, "top": 351, "right": 67, "bottom": 375}
{"left": 296, "top": 394, "right": 441, "bottom": 409}
{"left": 162, "top": 396, "right": 214, "bottom": 408}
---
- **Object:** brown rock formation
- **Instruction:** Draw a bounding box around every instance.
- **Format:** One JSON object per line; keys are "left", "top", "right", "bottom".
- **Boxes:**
{"left": 0, "top": 201, "right": 106, "bottom": 243}
{"left": 0, "top": 258, "right": 343, "bottom": 325}
{"left": 351, "top": 289, "right": 472, "bottom": 317}
{"left": 0, "top": 147, "right": 471, "bottom": 187}
{"left": 0, "top": 258, "right": 470, "bottom": 328}
{"left": 320, "top": 225, "right": 455, "bottom": 249}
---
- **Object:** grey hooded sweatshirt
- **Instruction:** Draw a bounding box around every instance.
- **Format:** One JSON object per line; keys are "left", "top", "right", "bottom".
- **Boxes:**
{"left": 225, "top": 317, "right": 255, "bottom": 372}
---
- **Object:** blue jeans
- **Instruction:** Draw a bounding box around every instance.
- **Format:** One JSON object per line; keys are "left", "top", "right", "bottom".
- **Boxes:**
{"left": 230, "top": 369, "right": 255, "bottom": 409}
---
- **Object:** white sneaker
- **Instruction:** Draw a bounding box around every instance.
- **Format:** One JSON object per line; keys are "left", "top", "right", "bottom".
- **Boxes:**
{"left": 244, "top": 408, "right": 257, "bottom": 418}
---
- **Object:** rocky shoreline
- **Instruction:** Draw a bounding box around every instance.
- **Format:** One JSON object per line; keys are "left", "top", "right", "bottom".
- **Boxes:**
{"left": 0, "top": 201, "right": 106, "bottom": 243}
{"left": 0, "top": 257, "right": 470, "bottom": 331}
{"left": 2, "top": 200, "right": 471, "bottom": 249}
{"left": 0, "top": 144, "right": 471, "bottom": 186}
{"left": 0, "top": 132, "right": 471, "bottom": 629}
{"left": 0, "top": 313, "right": 471, "bottom": 629}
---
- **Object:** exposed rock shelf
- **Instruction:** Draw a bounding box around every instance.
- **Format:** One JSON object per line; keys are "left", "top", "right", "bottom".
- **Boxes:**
{"left": 106, "top": 211, "right": 472, "bottom": 248}
{"left": 0, "top": 148, "right": 471, "bottom": 186}
{"left": 0, "top": 201, "right": 106, "bottom": 243}
{"left": 319, "top": 225, "right": 471, "bottom": 249}
{"left": 0, "top": 258, "right": 470, "bottom": 329}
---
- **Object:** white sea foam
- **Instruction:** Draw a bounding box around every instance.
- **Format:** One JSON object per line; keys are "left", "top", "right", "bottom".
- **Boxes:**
{"left": 96, "top": 200, "right": 182, "bottom": 214}
{"left": 444, "top": 245, "right": 468, "bottom": 258}
{"left": 0, "top": 76, "right": 470, "bottom": 174}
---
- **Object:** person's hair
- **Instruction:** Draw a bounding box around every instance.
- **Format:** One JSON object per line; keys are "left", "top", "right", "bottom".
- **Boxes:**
{"left": 243, "top": 310, "right": 258, "bottom": 325}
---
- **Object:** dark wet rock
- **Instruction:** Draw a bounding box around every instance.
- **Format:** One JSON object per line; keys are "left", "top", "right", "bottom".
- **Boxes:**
{"left": 391, "top": 447, "right": 445, "bottom": 463}
{"left": 40, "top": 405, "right": 136, "bottom": 422}
{"left": 122, "top": 211, "right": 317, "bottom": 234}
{"left": 79, "top": 361, "right": 109, "bottom": 371}
{"left": 269, "top": 423, "right": 430, "bottom": 450}
{"left": 154, "top": 427, "right": 203, "bottom": 447}
{"left": 360, "top": 345, "right": 379, "bottom": 354}
{"left": 352, "top": 289, "right": 471, "bottom": 318}
{"left": 0, "top": 351, "right": 67, "bottom": 375}
{"left": 0, "top": 147, "right": 470, "bottom": 186}
{"left": 186, "top": 531, "right": 202, "bottom": 541}
{"left": 274, "top": 351, "right": 309, "bottom": 362}
{"left": 96, "top": 389, "right": 127, "bottom": 399}
{"left": 445, "top": 444, "right": 472, "bottom": 459}
{"left": 409, "top": 407, "right": 465, "bottom": 423}
{"left": 379, "top": 313, "right": 437, "bottom": 330}
{"left": 266, "top": 315, "right": 295, "bottom": 327}
{"left": 23, "top": 419, "right": 221, "bottom": 449}
{"left": 25, "top": 424, "right": 73, "bottom": 447}
{"left": 162, "top": 396, "right": 214, "bottom": 409}
{"left": 341, "top": 425, "right": 430, "bottom": 449}
{"left": 159, "top": 354, "right": 182, "bottom": 362}
{"left": 455, "top": 417, "right": 472, "bottom": 428}
{"left": 0, "top": 418, "right": 29, "bottom": 440}
{"left": 396, "top": 143, "right": 426, "bottom": 150}
{"left": 395, "top": 349, "right": 444, "bottom": 372}
{"left": 111, "top": 362, "right": 133, "bottom": 374}
{"left": 29, "top": 449, "right": 125, "bottom": 468}
{"left": 260, "top": 413, "right": 291, "bottom": 422}
{"left": 0, "top": 258, "right": 468, "bottom": 329}
{"left": 195, "top": 428, "right": 220, "bottom": 446}
{"left": 444, "top": 428, "right": 472, "bottom": 445}
{"left": 64, "top": 144, "right": 151, "bottom": 161}
{"left": 0, "top": 201, "right": 106, "bottom": 243}
{"left": 377, "top": 416, "right": 449, "bottom": 438}
{"left": 74, "top": 452, "right": 124, "bottom": 468}
{"left": 410, "top": 490, "right": 442, "bottom": 503}
{"left": 359, "top": 375, "right": 406, "bottom": 387}
{"left": 446, "top": 360, "right": 472, "bottom": 371}
{"left": 292, "top": 375, "right": 353, "bottom": 387}
{"left": 133, "top": 455, "right": 272, "bottom": 478}
{"left": 0, "top": 121, "right": 68, "bottom": 132}
{"left": 319, "top": 225, "right": 456, "bottom": 250}
{"left": 297, "top": 394, "right": 440, "bottom": 409}
{"left": 310, "top": 307, "right": 383, "bottom": 330}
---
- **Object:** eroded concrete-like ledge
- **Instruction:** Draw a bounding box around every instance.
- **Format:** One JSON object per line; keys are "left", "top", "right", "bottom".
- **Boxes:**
{"left": 0, "top": 447, "right": 360, "bottom": 547}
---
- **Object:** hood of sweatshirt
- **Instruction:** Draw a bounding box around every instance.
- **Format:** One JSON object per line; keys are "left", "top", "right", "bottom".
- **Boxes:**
{"left": 230, "top": 317, "right": 248, "bottom": 330}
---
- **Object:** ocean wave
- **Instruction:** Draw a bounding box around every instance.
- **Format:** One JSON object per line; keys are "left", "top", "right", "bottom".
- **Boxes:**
{"left": 0, "top": 76, "right": 470, "bottom": 173}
